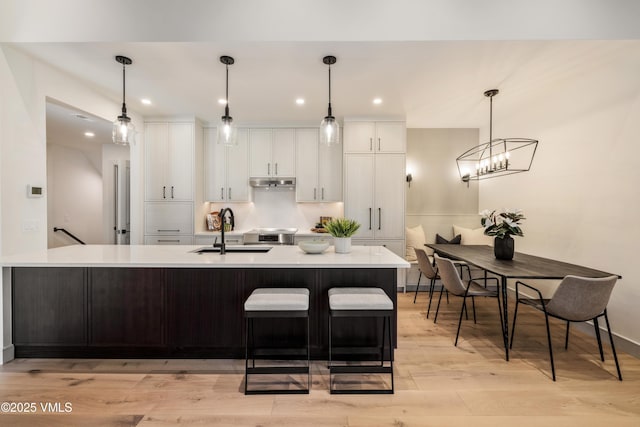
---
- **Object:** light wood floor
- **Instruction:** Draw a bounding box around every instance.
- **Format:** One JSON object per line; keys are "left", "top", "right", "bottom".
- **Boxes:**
{"left": 1, "top": 292, "right": 639, "bottom": 426}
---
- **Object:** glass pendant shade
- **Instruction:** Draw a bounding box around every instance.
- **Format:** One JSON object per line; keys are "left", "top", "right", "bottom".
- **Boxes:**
{"left": 320, "top": 116, "right": 339, "bottom": 146}
{"left": 112, "top": 115, "right": 135, "bottom": 145}
{"left": 217, "top": 115, "right": 238, "bottom": 146}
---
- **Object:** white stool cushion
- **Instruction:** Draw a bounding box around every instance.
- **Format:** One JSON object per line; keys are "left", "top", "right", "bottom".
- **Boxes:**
{"left": 329, "top": 287, "right": 393, "bottom": 311}
{"left": 244, "top": 288, "right": 309, "bottom": 311}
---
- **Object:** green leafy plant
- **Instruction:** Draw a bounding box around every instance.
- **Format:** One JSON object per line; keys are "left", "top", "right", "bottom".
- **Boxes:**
{"left": 480, "top": 208, "right": 525, "bottom": 239}
{"left": 323, "top": 218, "right": 361, "bottom": 238}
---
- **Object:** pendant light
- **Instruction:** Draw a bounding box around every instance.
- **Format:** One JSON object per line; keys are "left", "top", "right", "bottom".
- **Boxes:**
{"left": 112, "top": 55, "right": 135, "bottom": 146}
{"left": 456, "top": 89, "right": 538, "bottom": 182}
{"left": 217, "top": 55, "right": 238, "bottom": 146}
{"left": 320, "top": 55, "right": 339, "bottom": 146}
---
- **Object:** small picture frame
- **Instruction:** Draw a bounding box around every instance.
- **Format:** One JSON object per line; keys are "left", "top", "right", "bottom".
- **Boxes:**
{"left": 207, "top": 212, "right": 222, "bottom": 231}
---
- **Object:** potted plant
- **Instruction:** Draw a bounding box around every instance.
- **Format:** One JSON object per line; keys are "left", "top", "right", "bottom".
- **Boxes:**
{"left": 480, "top": 208, "right": 525, "bottom": 260}
{"left": 324, "top": 218, "right": 360, "bottom": 253}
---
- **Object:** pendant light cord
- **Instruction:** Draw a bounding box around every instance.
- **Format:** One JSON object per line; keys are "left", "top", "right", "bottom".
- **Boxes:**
{"left": 225, "top": 63, "right": 230, "bottom": 117}
{"left": 488, "top": 93, "right": 493, "bottom": 159}
{"left": 121, "top": 63, "right": 127, "bottom": 116}
{"left": 327, "top": 63, "right": 332, "bottom": 117}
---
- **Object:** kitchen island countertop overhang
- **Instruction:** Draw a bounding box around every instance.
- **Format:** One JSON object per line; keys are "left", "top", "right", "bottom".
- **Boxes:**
{"left": 1, "top": 244, "right": 411, "bottom": 269}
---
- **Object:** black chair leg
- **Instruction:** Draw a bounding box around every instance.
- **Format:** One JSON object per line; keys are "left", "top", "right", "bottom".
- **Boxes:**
{"left": 543, "top": 311, "right": 556, "bottom": 381}
{"left": 380, "top": 317, "right": 386, "bottom": 366}
{"left": 455, "top": 297, "right": 467, "bottom": 346}
{"left": 565, "top": 322, "right": 570, "bottom": 350}
{"left": 510, "top": 299, "right": 520, "bottom": 349}
{"left": 471, "top": 296, "right": 477, "bottom": 324}
{"left": 434, "top": 285, "right": 445, "bottom": 323}
{"left": 594, "top": 317, "right": 605, "bottom": 362}
{"left": 426, "top": 278, "right": 436, "bottom": 318}
{"left": 413, "top": 272, "right": 423, "bottom": 303}
{"left": 388, "top": 316, "right": 394, "bottom": 393}
{"left": 603, "top": 310, "right": 623, "bottom": 381}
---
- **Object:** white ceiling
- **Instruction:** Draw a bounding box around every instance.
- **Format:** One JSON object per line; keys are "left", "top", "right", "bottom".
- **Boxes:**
{"left": 14, "top": 40, "right": 640, "bottom": 135}
{"left": 46, "top": 100, "right": 113, "bottom": 150}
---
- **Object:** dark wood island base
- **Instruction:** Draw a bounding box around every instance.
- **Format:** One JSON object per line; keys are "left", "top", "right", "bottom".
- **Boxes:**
{"left": 12, "top": 267, "right": 397, "bottom": 359}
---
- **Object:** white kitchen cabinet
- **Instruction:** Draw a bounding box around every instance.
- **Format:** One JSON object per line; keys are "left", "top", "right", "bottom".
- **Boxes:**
{"left": 195, "top": 234, "right": 243, "bottom": 246}
{"left": 294, "top": 234, "right": 334, "bottom": 245}
{"left": 144, "top": 202, "right": 193, "bottom": 235}
{"left": 343, "top": 121, "right": 406, "bottom": 153}
{"left": 344, "top": 153, "right": 405, "bottom": 240}
{"left": 144, "top": 122, "right": 194, "bottom": 201}
{"left": 204, "top": 127, "right": 249, "bottom": 202}
{"left": 296, "top": 128, "right": 342, "bottom": 202}
{"left": 249, "top": 128, "right": 295, "bottom": 177}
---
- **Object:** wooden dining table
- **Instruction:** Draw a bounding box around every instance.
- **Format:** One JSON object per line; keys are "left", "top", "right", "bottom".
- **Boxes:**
{"left": 425, "top": 244, "right": 621, "bottom": 361}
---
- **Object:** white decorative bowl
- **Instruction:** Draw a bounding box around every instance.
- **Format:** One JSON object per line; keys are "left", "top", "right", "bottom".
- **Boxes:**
{"left": 298, "top": 239, "right": 330, "bottom": 254}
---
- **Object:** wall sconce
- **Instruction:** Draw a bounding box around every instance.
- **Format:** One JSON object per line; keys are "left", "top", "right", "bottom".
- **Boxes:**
{"left": 462, "top": 173, "right": 470, "bottom": 188}
{"left": 406, "top": 173, "right": 413, "bottom": 188}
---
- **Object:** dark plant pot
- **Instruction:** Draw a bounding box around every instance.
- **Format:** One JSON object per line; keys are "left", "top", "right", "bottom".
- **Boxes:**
{"left": 494, "top": 236, "right": 514, "bottom": 260}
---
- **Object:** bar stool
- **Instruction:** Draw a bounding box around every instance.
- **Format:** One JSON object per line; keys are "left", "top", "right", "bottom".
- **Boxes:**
{"left": 328, "top": 287, "right": 394, "bottom": 394}
{"left": 244, "top": 288, "right": 310, "bottom": 394}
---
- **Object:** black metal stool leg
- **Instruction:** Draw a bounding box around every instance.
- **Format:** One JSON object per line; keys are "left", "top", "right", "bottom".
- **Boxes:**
{"left": 594, "top": 317, "right": 605, "bottom": 361}
{"left": 603, "top": 310, "right": 623, "bottom": 381}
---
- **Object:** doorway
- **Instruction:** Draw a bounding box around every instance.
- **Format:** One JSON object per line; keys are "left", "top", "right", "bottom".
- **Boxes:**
{"left": 46, "top": 99, "right": 130, "bottom": 247}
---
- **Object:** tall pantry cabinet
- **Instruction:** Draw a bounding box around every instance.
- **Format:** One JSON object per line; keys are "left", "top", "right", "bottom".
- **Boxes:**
{"left": 343, "top": 120, "right": 406, "bottom": 258}
{"left": 144, "top": 120, "right": 200, "bottom": 245}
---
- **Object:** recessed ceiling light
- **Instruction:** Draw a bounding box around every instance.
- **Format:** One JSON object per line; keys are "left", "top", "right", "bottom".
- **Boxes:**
{"left": 218, "top": 98, "right": 227, "bottom": 105}
{"left": 295, "top": 98, "right": 305, "bottom": 105}
{"left": 141, "top": 98, "right": 152, "bottom": 105}
{"left": 72, "top": 113, "right": 93, "bottom": 122}
{"left": 373, "top": 98, "right": 383, "bottom": 105}
{"left": 84, "top": 131, "right": 95, "bottom": 137}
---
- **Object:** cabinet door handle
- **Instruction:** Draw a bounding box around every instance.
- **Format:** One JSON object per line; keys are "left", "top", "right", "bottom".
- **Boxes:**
{"left": 369, "top": 208, "right": 372, "bottom": 230}
{"left": 162, "top": 186, "right": 166, "bottom": 199}
{"left": 171, "top": 186, "right": 174, "bottom": 199}
{"left": 378, "top": 208, "right": 381, "bottom": 230}
{"left": 378, "top": 137, "right": 381, "bottom": 151}
{"left": 158, "top": 239, "right": 180, "bottom": 243}
{"left": 221, "top": 187, "right": 224, "bottom": 199}
{"left": 314, "top": 188, "right": 317, "bottom": 200}
{"left": 275, "top": 163, "right": 278, "bottom": 175}
{"left": 369, "top": 137, "right": 373, "bottom": 151}
{"left": 268, "top": 163, "right": 271, "bottom": 175}
{"left": 157, "top": 229, "right": 180, "bottom": 232}
{"left": 228, "top": 188, "right": 232, "bottom": 200}
{"left": 321, "top": 187, "right": 325, "bottom": 200}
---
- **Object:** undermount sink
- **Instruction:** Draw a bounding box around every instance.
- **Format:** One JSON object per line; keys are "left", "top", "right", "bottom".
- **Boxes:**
{"left": 192, "top": 245, "right": 272, "bottom": 254}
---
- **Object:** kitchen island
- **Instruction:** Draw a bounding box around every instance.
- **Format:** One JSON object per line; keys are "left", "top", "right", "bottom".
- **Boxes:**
{"left": 1, "top": 245, "right": 409, "bottom": 361}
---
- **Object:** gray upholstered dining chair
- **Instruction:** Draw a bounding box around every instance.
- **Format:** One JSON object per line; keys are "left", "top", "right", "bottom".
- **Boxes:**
{"left": 433, "top": 254, "right": 503, "bottom": 346}
{"left": 413, "top": 249, "right": 440, "bottom": 314}
{"left": 510, "top": 275, "right": 622, "bottom": 381}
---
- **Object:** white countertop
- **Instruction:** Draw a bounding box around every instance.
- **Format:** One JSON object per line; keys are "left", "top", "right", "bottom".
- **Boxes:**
{"left": 1, "top": 244, "right": 410, "bottom": 269}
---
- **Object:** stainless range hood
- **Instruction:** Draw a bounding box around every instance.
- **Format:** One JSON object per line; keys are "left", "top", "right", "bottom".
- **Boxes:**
{"left": 249, "top": 177, "right": 296, "bottom": 188}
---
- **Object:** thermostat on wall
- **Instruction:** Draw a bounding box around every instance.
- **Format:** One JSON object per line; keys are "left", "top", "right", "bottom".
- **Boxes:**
{"left": 27, "top": 185, "right": 44, "bottom": 198}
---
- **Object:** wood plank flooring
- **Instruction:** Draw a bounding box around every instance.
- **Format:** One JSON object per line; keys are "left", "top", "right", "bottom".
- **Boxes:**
{"left": 0, "top": 292, "right": 638, "bottom": 426}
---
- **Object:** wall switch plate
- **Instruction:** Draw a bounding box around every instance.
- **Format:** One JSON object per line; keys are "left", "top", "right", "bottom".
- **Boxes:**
{"left": 27, "top": 185, "right": 44, "bottom": 198}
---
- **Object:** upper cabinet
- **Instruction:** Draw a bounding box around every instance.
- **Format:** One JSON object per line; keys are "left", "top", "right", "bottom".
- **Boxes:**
{"left": 145, "top": 122, "right": 194, "bottom": 201}
{"left": 343, "top": 121, "right": 406, "bottom": 153}
{"left": 249, "top": 128, "right": 296, "bottom": 177}
{"left": 296, "top": 128, "right": 342, "bottom": 202}
{"left": 204, "top": 127, "right": 249, "bottom": 202}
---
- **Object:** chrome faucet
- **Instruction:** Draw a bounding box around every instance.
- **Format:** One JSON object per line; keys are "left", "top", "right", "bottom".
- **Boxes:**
{"left": 218, "top": 208, "right": 235, "bottom": 255}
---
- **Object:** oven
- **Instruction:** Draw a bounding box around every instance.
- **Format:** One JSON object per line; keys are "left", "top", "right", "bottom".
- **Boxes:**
{"left": 243, "top": 228, "right": 297, "bottom": 245}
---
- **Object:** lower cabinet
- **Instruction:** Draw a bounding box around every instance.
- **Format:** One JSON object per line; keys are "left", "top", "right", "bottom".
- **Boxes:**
{"left": 90, "top": 268, "right": 166, "bottom": 346}
{"left": 144, "top": 236, "right": 194, "bottom": 245}
{"left": 13, "top": 268, "right": 86, "bottom": 346}
{"left": 12, "top": 266, "right": 396, "bottom": 358}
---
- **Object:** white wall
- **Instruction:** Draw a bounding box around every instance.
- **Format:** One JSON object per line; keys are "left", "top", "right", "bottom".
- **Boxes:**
{"left": 479, "top": 58, "right": 640, "bottom": 348}
{"left": 406, "top": 128, "right": 481, "bottom": 241}
{"left": 47, "top": 144, "right": 104, "bottom": 247}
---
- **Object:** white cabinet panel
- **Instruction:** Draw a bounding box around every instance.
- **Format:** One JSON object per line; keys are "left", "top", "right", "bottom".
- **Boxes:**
{"left": 318, "top": 138, "right": 343, "bottom": 201}
{"left": 204, "top": 128, "right": 249, "bottom": 202}
{"left": 344, "top": 154, "right": 375, "bottom": 239}
{"left": 249, "top": 128, "right": 296, "bottom": 177}
{"left": 295, "top": 129, "right": 319, "bottom": 202}
{"left": 344, "top": 121, "right": 405, "bottom": 153}
{"left": 374, "top": 154, "right": 405, "bottom": 239}
{"left": 144, "top": 202, "right": 193, "bottom": 235}
{"left": 144, "top": 235, "right": 194, "bottom": 245}
{"left": 145, "top": 122, "right": 194, "bottom": 201}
